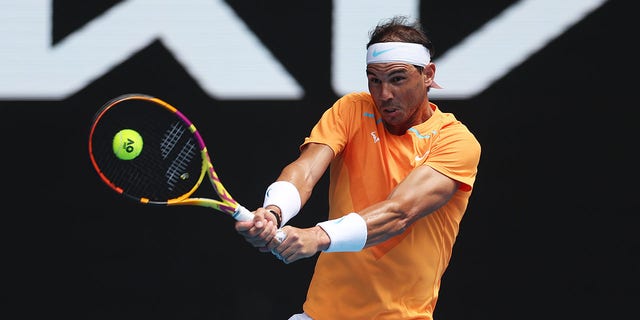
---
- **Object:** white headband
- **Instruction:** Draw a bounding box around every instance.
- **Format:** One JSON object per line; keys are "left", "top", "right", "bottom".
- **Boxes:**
{"left": 366, "top": 42, "right": 442, "bottom": 89}
{"left": 366, "top": 42, "right": 430, "bottom": 66}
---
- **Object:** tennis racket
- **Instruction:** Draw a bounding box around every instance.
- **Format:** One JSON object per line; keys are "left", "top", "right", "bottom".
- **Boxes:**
{"left": 87, "top": 93, "right": 254, "bottom": 222}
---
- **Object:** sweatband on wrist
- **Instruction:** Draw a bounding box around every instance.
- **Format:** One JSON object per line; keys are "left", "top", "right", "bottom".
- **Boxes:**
{"left": 317, "top": 212, "right": 367, "bottom": 252}
{"left": 263, "top": 181, "right": 301, "bottom": 226}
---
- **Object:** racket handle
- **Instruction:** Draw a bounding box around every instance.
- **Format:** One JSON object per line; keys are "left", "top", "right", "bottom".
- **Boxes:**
{"left": 233, "top": 205, "right": 255, "bottom": 221}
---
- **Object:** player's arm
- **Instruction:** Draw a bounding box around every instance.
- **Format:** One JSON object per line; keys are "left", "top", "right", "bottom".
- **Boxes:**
{"left": 266, "top": 142, "right": 334, "bottom": 214}
{"left": 306, "top": 164, "right": 458, "bottom": 253}
{"left": 235, "top": 143, "right": 333, "bottom": 246}
{"left": 358, "top": 165, "right": 458, "bottom": 246}
{"left": 271, "top": 164, "right": 458, "bottom": 263}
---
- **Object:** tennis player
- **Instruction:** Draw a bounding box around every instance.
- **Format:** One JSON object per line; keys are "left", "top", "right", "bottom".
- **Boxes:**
{"left": 236, "top": 15, "right": 481, "bottom": 320}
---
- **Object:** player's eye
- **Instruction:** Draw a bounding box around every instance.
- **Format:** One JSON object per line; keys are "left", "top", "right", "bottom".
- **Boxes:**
{"left": 390, "top": 76, "right": 407, "bottom": 83}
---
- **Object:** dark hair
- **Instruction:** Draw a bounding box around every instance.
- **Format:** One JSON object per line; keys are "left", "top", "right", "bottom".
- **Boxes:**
{"left": 366, "top": 15, "right": 435, "bottom": 58}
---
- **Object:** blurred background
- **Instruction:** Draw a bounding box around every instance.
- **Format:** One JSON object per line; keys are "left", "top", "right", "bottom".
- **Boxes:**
{"left": 1, "top": 1, "right": 635, "bottom": 319}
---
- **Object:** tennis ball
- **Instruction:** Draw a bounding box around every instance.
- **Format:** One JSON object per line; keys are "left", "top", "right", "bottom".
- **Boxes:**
{"left": 112, "top": 129, "right": 143, "bottom": 160}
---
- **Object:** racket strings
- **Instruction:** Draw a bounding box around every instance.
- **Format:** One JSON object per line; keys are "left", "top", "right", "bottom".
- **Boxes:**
{"left": 161, "top": 122, "right": 185, "bottom": 159}
{"left": 165, "top": 125, "right": 198, "bottom": 192}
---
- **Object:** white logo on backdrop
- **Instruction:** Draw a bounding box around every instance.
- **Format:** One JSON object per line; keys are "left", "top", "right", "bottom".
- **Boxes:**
{"left": 0, "top": 0, "right": 607, "bottom": 101}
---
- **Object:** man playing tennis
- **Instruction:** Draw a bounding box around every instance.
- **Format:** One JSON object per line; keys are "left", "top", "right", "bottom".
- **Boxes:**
{"left": 236, "top": 15, "right": 481, "bottom": 320}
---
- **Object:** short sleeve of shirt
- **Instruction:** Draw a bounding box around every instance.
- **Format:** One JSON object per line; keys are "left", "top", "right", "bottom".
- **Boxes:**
{"left": 426, "top": 119, "right": 481, "bottom": 192}
{"left": 301, "top": 92, "right": 372, "bottom": 155}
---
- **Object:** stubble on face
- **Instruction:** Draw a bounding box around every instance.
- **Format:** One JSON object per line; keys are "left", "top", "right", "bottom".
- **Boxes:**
{"left": 367, "top": 63, "right": 429, "bottom": 135}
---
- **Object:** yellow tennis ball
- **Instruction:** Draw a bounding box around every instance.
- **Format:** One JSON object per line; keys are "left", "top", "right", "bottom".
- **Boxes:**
{"left": 112, "top": 129, "right": 143, "bottom": 160}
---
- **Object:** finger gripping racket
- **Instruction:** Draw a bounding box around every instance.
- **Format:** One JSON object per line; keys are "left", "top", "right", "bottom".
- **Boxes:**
{"left": 88, "top": 93, "right": 254, "bottom": 221}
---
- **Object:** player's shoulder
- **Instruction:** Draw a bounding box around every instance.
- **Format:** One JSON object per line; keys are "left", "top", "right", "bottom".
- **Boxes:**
{"left": 436, "top": 111, "right": 480, "bottom": 146}
{"left": 337, "top": 91, "right": 374, "bottom": 105}
{"left": 334, "top": 92, "right": 375, "bottom": 113}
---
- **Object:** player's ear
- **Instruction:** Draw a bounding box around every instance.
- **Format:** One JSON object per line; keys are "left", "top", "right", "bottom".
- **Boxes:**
{"left": 424, "top": 63, "right": 436, "bottom": 84}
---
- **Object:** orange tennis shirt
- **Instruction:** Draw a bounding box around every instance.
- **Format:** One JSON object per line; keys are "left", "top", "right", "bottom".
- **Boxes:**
{"left": 300, "top": 92, "right": 481, "bottom": 319}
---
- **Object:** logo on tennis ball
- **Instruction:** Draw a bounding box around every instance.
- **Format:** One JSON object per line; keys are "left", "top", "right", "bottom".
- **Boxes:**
{"left": 112, "top": 129, "right": 143, "bottom": 160}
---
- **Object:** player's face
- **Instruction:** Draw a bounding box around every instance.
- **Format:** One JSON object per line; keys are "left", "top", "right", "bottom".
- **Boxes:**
{"left": 366, "top": 63, "right": 430, "bottom": 135}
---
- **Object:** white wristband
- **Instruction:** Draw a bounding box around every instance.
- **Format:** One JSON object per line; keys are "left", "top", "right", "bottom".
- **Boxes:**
{"left": 317, "top": 213, "right": 367, "bottom": 252}
{"left": 263, "top": 181, "right": 301, "bottom": 226}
